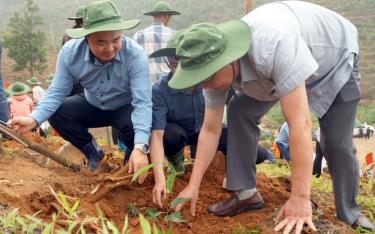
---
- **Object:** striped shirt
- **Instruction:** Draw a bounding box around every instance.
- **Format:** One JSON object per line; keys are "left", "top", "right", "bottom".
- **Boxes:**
{"left": 133, "top": 22, "right": 174, "bottom": 85}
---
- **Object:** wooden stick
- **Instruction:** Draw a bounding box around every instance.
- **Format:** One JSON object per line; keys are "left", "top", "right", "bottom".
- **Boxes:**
{"left": 0, "top": 124, "right": 81, "bottom": 172}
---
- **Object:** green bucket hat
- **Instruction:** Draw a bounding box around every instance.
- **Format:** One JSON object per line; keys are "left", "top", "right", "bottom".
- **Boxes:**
{"left": 26, "top": 76, "right": 41, "bottom": 85}
{"left": 46, "top": 73, "right": 54, "bottom": 84}
{"left": 68, "top": 5, "right": 85, "bottom": 20}
{"left": 144, "top": 1, "right": 181, "bottom": 16}
{"left": 7, "top": 82, "right": 31, "bottom": 96}
{"left": 149, "top": 30, "right": 185, "bottom": 58}
{"left": 168, "top": 21, "right": 251, "bottom": 89}
{"left": 66, "top": 0, "right": 140, "bottom": 38}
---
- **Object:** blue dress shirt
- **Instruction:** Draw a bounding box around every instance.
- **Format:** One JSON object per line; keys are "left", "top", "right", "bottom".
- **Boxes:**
{"left": 152, "top": 73, "right": 204, "bottom": 137}
{"left": 31, "top": 35, "right": 152, "bottom": 144}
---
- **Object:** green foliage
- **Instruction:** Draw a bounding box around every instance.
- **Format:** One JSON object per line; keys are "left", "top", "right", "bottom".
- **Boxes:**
{"left": 139, "top": 214, "right": 151, "bottom": 234}
{"left": 165, "top": 164, "right": 177, "bottom": 193}
{"left": 3, "top": 0, "right": 47, "bottom": 76}
{"left": 131, "top": 163, "right": 157, "bottom": 183}
{"left": 231, "top": 222, "right": 259, "bottom": 234}
{"left": 164, "top": 212, "right": 185, "bottom": 223}
{"left": 145, "top": 208, "right": 164, "bottom": 219}
{"left": 170, "top": 197, "right": 191, "bottom": 209}
{"left": 357, "top": 103, "right": 375, "bottom": 125}
{"left": 127, "top": 202, "right": 139, "bottom": 217}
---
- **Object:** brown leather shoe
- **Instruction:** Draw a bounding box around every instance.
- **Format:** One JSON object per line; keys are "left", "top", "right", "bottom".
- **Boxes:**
{"left": 352, "top": 213, "right": 375, "bottom": 231}
{"left": 208, "top": 191, "right": 264, "bottom": 217}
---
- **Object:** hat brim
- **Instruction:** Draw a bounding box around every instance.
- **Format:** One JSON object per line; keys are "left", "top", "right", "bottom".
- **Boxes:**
{"left": 144, "top": 10, "right": 181, "bottom": 16}
{"left": 26, "top": 79, "right": 41, "bottom": 85}
{"left": 65, "top": 19, "right": 140, "bottom": 38}
{"left": 168, "top": 20, "right": 251, "bottom": 89}
{"left": 149, "top": 48, "right": 176, "bottom": 58}
{"left": 67, "top": 16, "right": 83, "bottom": 20}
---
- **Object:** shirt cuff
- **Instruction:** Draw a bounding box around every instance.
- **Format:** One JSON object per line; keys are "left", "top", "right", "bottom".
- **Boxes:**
{"left": 30, "top": 111, "right": 46, "bottom": 126}
{"left": 134, "top": 131, "right": 150, "bottom": 145}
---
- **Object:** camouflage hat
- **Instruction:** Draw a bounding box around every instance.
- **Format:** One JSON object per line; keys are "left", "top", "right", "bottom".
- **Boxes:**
{"left": 149, "top": 30, "right": 185, "bottom": 58}
{"left": 144, "top": 1, "right": 181, "bottom": 16}
{"left": 66, "top": 0, "right": 140, "bottom": 38}
{"left": 7, "top": 82, "right": 31, "bottom": 96}
{"left": 26, "top": 76, "right": 42, "bottom": 85}
{"left": 68, "top": 5, "right": 86, "bottom": 20}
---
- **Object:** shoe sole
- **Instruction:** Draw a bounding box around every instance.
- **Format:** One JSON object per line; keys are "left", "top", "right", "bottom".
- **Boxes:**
{"left": 212, "top": 202, "right": 265, "bottom": 217}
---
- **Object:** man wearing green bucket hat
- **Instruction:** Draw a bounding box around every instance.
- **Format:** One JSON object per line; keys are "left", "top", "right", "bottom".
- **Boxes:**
{"left": 8, "top": 1, "right": 152, "bottom": 180}
{"left": 26, "top": 77, "right": 45, "bottom": 104}
{"left": 170, "top": 1, "right": 373, "bottom": 233}
{"left": 133, "top": 1, "right": 181, "bottom": 85}
{"left": 62, "top": 5, "right": 86, "bottom": 46}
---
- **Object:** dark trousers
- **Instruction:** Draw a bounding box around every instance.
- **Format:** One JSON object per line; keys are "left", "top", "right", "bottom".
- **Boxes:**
{"left": 312, "top": 141, "right": 324, "bottom": 177}
{"left": 49, "top": 94, "right": 135, "bottom": 151}
{"left": 0, "top": 74, "right": 8, "bottom": 122}
{"left": 163, "top": 123, "right": 227, "bottom": 160}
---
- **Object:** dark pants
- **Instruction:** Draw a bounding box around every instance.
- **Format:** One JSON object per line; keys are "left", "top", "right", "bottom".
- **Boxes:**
{"left": 49, "top": 94, "right": 135, "bottom": 152}
{"left": 256, "top": 144, "right": 275, "bottom": 164}
{"left": 276, "top": 142, "right": 290, "bottom": 161}
{"left": 0, "top": 73, "right": 8, "bottom": 122}
{"left": 163, "top": 123, "right": 227, "bottom": 160}
{"left": 312, "top": 141, "right": 324, "bottom": 177}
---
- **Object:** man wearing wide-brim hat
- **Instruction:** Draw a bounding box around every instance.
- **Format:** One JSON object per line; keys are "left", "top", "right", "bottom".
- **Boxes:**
{"left": 170, "top": 2, "right": 374, "bottom": 233}
{"left": 133, "top": 1, "right": 181, "bottom": 85}
{"left": 62, "top": 5, "right": 86, "bottom": 46}
{"left": 8, "top": 0, "right": 153, "bottom": 181}
{"left": 26, "top": 77, "right": 45, "bottom": 104}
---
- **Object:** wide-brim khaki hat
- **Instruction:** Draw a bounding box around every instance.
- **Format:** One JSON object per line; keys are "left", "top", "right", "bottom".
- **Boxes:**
{"left": 168, "top": 20, "right": 251, "bottom": 89}
{"left": 66, "top": 0, "right": 140, "bottom": 38}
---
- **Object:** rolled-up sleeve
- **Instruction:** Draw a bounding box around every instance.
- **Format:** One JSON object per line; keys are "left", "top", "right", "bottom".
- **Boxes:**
{"left": 31, "top": 48, "right": 73, "bottom": 124}
{"left": 129, "top": 51, "right": 152, "bottom": 145}
{"left": 151, "top": 85, "right": 168, "bottom": 130}
{"left": 203, "top": 88, "right": 228, "bottom": 109}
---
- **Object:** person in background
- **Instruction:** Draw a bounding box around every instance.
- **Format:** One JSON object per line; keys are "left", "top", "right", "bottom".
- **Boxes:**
{"left": 133, "top": 1, "right": 180, "bottom": 85}
{"left": 7, "top": 1, "right": 152, "bottom": 179}
{"left": 275, "top": 122, "right": 290, "bottom": 161}
{"left": 26, "top": 77, "right": 45, "bottom": 104}
{"left": 7, "top": 82, "right": 33, "bottom": 118}
{"left": 61, "top": 5, "right": 85, "bottom": 46}
{"left": 0, "top": 40, "right": 9, "bottom": 124}
{"left": 312, "top": 127, "right": 327, "bottom": 178}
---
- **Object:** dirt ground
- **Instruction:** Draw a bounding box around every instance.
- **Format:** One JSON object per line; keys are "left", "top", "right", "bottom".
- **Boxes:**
{"left": 0, "top": 133, "right": 357, "bottom": 234}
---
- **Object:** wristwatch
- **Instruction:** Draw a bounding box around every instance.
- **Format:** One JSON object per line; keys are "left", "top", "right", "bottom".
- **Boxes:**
{"left": 134, "top": 144, "right": 150, "bottom": 154}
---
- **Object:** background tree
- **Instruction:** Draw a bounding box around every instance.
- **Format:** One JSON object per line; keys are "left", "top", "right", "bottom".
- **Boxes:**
{"left": 3, "top": 0, "right": 47, "bottom": 76}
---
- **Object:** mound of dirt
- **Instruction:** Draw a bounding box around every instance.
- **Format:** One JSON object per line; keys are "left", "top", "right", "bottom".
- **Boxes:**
{"left": 0, "top": 137, "right": 352, "bottom": 233}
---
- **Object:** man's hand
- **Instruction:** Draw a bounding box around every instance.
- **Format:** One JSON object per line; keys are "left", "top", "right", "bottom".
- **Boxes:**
{"left": 128, "top": 148, "right": 149, "bottom": 184}
{"left": 152, "top": 178, "right": 167, "bottom": 208}
{"left": 174, "top": 183, "right": 199, "bottom": 216}
{"left": 7, "top": 116, "right": 38, "bottom": 134}
{"left": 274, "top": 196, "right": 316, "bottom": 234}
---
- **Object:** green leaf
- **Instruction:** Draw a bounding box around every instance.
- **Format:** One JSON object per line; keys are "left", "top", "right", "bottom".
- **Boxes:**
{"left": 42, "top": 223, "right": 52, "bottom": 234}
{"left": 68, "top": 200, "right": 80, "bottom": 217}
{"left": 121, "top": 215, "right": 129, "bottom": 234}
{"left": 152, "top": 223, "right": 160, "bottom": 234}
{"left": 127, "top": 203, "right": 139, "bottom": 217}
{"left": 145, "top": 208, "right": 163, "bottom": 219}
{"left": 139, "top": 214, "right": 151, "bottom": 234}
{"left": 131, "top": 163, "right": 157, "bottom": 183}
{"left": 106, "top": 220, "right": 119, "bottom": 234}
{"left": 164, "top": 212, "right": 185, "bottom": 223}
{"left": 166, "top": 165, "right": 176, "bottom": 193}
{"left": 170, "top": 197, "right": 192, "bottom": 209}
